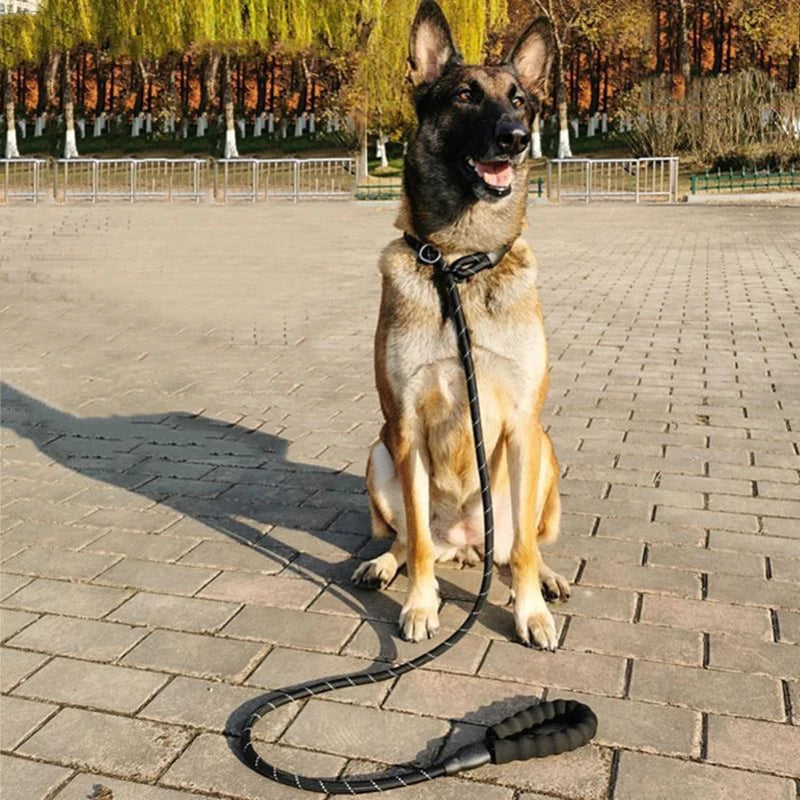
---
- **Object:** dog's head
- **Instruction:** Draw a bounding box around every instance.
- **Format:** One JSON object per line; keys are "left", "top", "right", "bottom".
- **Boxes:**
{"left": 403, "top": 1, "right": 553, "bottom": 239}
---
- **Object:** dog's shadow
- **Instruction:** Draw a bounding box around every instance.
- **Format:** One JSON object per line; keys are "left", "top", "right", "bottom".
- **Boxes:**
{"left": 1, "top": 382, "right": 518, "bottom": 769}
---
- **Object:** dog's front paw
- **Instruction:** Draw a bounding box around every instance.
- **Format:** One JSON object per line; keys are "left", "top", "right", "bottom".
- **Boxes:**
{"left": 352, "top": 553, "right": 398, "bottom": 590}
{"left": 399, "top": 596, "right": 440, "bottom": 642}
{"left": 514, "top": 601, "right": 558, "bottom": 651}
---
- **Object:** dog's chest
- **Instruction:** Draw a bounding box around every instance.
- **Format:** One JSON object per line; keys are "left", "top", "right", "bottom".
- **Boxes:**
{"left": 383, "top": 265, "right": 547, "bottom": 421}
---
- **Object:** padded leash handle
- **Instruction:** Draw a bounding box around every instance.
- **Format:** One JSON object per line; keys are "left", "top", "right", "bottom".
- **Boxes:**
{"left": 488, "top": 699, "right": 598, "bottom": 763}
{"left": 442, "top": 699, "right": 597, "bottom": 775}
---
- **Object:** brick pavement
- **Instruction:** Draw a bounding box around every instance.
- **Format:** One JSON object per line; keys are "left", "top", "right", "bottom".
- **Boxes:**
{"left": 0, "top": 202, "right": 798, "bottom": 799}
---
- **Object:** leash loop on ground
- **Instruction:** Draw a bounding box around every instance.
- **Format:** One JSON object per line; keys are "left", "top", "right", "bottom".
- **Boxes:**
{"left": 238, "top": 235, "right": 596, "bottom": 794}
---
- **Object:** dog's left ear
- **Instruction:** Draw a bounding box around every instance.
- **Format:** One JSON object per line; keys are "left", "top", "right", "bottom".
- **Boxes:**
{"left": 506, "top": 18, "right": 554, "bottom": 100}
{"left": 408, "top": 0, "right": 462, "bottom": 88}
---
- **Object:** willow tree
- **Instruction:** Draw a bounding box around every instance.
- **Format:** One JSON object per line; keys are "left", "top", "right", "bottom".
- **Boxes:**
{"left": 109, "top": 0, "right": 189, "bottom": 136}
{"left": 39, "top": 0, "right": 95, "bottom": 158}
{"left": 1, "top": 13, "right": 35, "bottom": 158}
{"left": 335, "top": 0, "right": 507, "bottom": 173}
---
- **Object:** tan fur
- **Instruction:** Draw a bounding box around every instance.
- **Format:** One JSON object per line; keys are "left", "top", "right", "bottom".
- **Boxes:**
{"left": 353, "top": 155, "right": 570, "bottom": 650}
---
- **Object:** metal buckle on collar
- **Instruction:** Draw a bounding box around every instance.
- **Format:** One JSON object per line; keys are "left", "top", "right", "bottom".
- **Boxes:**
{"left": 418, "top": 243, "right": 442, "bottom": 265}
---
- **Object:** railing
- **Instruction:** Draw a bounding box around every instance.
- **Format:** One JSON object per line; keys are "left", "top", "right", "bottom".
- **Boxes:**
{"left": 4, "top": 156, "right": 680, "bottom": 205}
{"left": 355, "top": 175, "right": 546, "bottom": 201}
{"left": 0, "top": 158, "right": 50, "bottom": 203}
{"left": 547, "top": 157, "right": 679, "bottom": 203}
{"left": 690, "top": 167, "right": 800, "bottom": 194}
{"left": 54, "top": 158, "right": 210, "bottom": 203}
{"left": 215, "top": 157, "right": 356, "bottom": 202}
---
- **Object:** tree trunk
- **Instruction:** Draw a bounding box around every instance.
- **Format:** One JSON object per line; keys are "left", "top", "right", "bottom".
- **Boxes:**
{"left": 655, "top": 5, "right": 665, "bottom": 74}
{"left": 531, "top": 111, "right": 542, "bottom": 158}
{"left": 589, "top": 48, "right": 601, "bottom": 115}
{"left": 676, "top": 0, "right": 691, "bottom": 95}
{"left": 4, "top": 67, "right": 20, "bottom": 158}
{"left": 712, "top": 4, "right": 724, "bottom": 75}
{"left": 93, "top": 52, "right": 107, "bottom": 136}
{"left": 62, "top": 51, "right": 79, "bottom": 158}
{"left": 554, "top": 42, "right": 572, "bottom": 158}
{"left": 222, "top": 53, "right": 238, "bottom": 158}
{"left": 268, "top": 56, "right": 276, "bottom": 135}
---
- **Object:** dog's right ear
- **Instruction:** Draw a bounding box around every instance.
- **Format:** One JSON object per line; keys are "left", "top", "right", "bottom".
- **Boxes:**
{"left": 408, "top": 1, "right": 461, "bottom": 88}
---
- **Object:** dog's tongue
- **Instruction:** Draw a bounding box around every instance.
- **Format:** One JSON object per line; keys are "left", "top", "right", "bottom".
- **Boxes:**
{"left": 475, "top": 160, "right": 513, "bottom": 188}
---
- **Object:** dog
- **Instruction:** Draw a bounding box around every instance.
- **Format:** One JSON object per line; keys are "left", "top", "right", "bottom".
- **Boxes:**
{"left": 351, "top": 0, "right": 570, "bottom": 651}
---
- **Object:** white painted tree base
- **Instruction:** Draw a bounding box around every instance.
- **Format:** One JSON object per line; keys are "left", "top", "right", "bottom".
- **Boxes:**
{"left": 236, "top": 119, "right": 245, "bottom": 138}
{"left": 17, "top": 119, "right": 26, "bottom": 138}
{"left": 308, "top": 112, "right": 315, "bottom": 135}
{"left": 268, "top": 112, "right": 274, "bottom": 135}
{"left": 380, "top": 135, "right": 389, "bottom": 169}
{"left": 34, "top": 114, "right": 45, "bottom": 137}
{"left": 181, "top": 118, "right": 189, "bottom": 138}
{"left": 558, "top": 128, "right": 573, "bottom": 158}
{"left": 64, "top": 128, "right": 80, "bottom": 159}
{"left": 224, "top": 128, "right": 239, "bottom": 158}
{"left": 5, "top": 129, "right": 20, "bottom": 158}
{"left": 145, "top": 113, "right": 152, "bottom": 134}
{"left": 76, "top": 119, "right": 85, "bottom": 138}
{"left": 196, "top": 114, "right": 207, "bottom": 137}
{"left": 531, "top": 131, "right": 542, "bottom": 159}
{"left": 93, "top": 113, "right": 105, "bottom": 136}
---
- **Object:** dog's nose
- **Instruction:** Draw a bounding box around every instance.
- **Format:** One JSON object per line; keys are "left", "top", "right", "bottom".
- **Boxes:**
{"left": 496, "top": 121, "right": 530, "bottom": 155}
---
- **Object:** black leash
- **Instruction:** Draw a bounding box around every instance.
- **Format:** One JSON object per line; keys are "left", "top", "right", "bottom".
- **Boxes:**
{"left": 239, "top": 235, "right": 597, "bottom": 794}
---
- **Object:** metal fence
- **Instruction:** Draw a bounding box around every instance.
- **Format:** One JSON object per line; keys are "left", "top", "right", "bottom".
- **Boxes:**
{"left": 54, "top": 158, "right": 210, "bottom": 203}
{"left": 4, "top": 156, "right": 679, "bottom": 205}
{"left": 547, "top": 157, "right": 679, "bottom": 203}
{"left": 1, "top": 158, "right": 49, "bottom": 203}
{"left": 690, "top": 167, "right": 800, "bottom": 194}
{"left": 215, "top": 157, "right": 357, "bottom": 202}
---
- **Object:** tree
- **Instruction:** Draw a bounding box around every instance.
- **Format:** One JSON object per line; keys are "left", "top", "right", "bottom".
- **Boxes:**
{"left": 1, "top": 13, "right": 35, "bottom": 158}
{"left": 528, "top": 0, "right": 618, "bottom": 156}
{"left": 38, "top": 0, "right": 96, "bottom": 158}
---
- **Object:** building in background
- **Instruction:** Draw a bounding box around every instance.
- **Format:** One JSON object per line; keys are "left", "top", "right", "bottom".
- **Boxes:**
{"left": 0, "top": 0, "right": 39, "bottom": 13}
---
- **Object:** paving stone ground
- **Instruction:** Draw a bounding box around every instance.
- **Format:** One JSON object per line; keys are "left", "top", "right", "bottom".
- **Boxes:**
{"left": 1, "top": 201, "right": 798, "bottom": 800}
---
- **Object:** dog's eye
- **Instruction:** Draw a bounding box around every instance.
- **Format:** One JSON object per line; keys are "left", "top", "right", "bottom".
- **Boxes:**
{"left": 455, "top": 88, "right": 473, "bottom": 103}
{"left": 511, "top": 95, "right": 525, "bottom": 109}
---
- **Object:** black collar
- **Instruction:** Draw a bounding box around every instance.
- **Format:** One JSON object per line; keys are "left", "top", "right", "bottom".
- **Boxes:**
{"left": 403, "top": 232, "right": 511, "bottom": 321}
{"left": 403, "top": 232, "right": 510, "bottom": 283}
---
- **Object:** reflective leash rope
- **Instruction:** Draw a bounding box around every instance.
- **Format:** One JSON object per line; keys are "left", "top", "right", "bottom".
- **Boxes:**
{"left": 239, "top": 236, "right": 597, "bottom": 794}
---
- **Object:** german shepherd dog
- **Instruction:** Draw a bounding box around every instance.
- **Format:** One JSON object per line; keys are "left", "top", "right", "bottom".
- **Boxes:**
{"left": 351, "top": 1, "right": 570, "bottom": 651}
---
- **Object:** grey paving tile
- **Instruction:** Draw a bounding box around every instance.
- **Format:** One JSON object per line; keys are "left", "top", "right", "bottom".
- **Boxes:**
{"left": 0, "top": 646, "right": 49, "bottom": 692}
{"left": 0, "top": 695, "right": 58, "bottom": 749}
{"left": 138, "top": 674, "right": 298, "bottom": 738}
{"left": 121, "top": 629, "right": 265, "bottom": 681}
{"left": 93, "top": 558, "right": 219, "bottom": 596}
{"left": 17, "top": 707, "right": 192, "bottom": 781}
{"left": 222, "top": 604, "right": 359, "bottom": 651}
{"left": 1, "top": 578, "right": 132, "bottom": 618}
{"left": 0, "top": 754, "right": 72, "bottom": 800}
{"left": 13, "top": 656, "right": 169, "bottom": 713}
{"left": 161, "top": 732, "right": 345, "bottom": 799}
{"left": 8, "top": 615, "right": 146, "bottom": 661}
{"left": 107, "top": 591, "right": 240, "bottom": 633}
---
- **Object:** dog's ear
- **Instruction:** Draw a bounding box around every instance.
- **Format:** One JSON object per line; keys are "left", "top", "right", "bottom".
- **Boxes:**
{"left": 408, "top": 0, "right": 461, "bottom": 88}
{"left": 506, "top": 18, "right": 554, "bottom": 100}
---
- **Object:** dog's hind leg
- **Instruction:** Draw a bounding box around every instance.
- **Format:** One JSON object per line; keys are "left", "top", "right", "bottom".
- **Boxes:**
{"left": 537, "top": 437, "right": 570, "bottom": 603}
{"left": 352, "top": 539, "right": 407, "bottom": 590}
{"left": 352, "top": 439, "right": 407, "bottom": 589}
